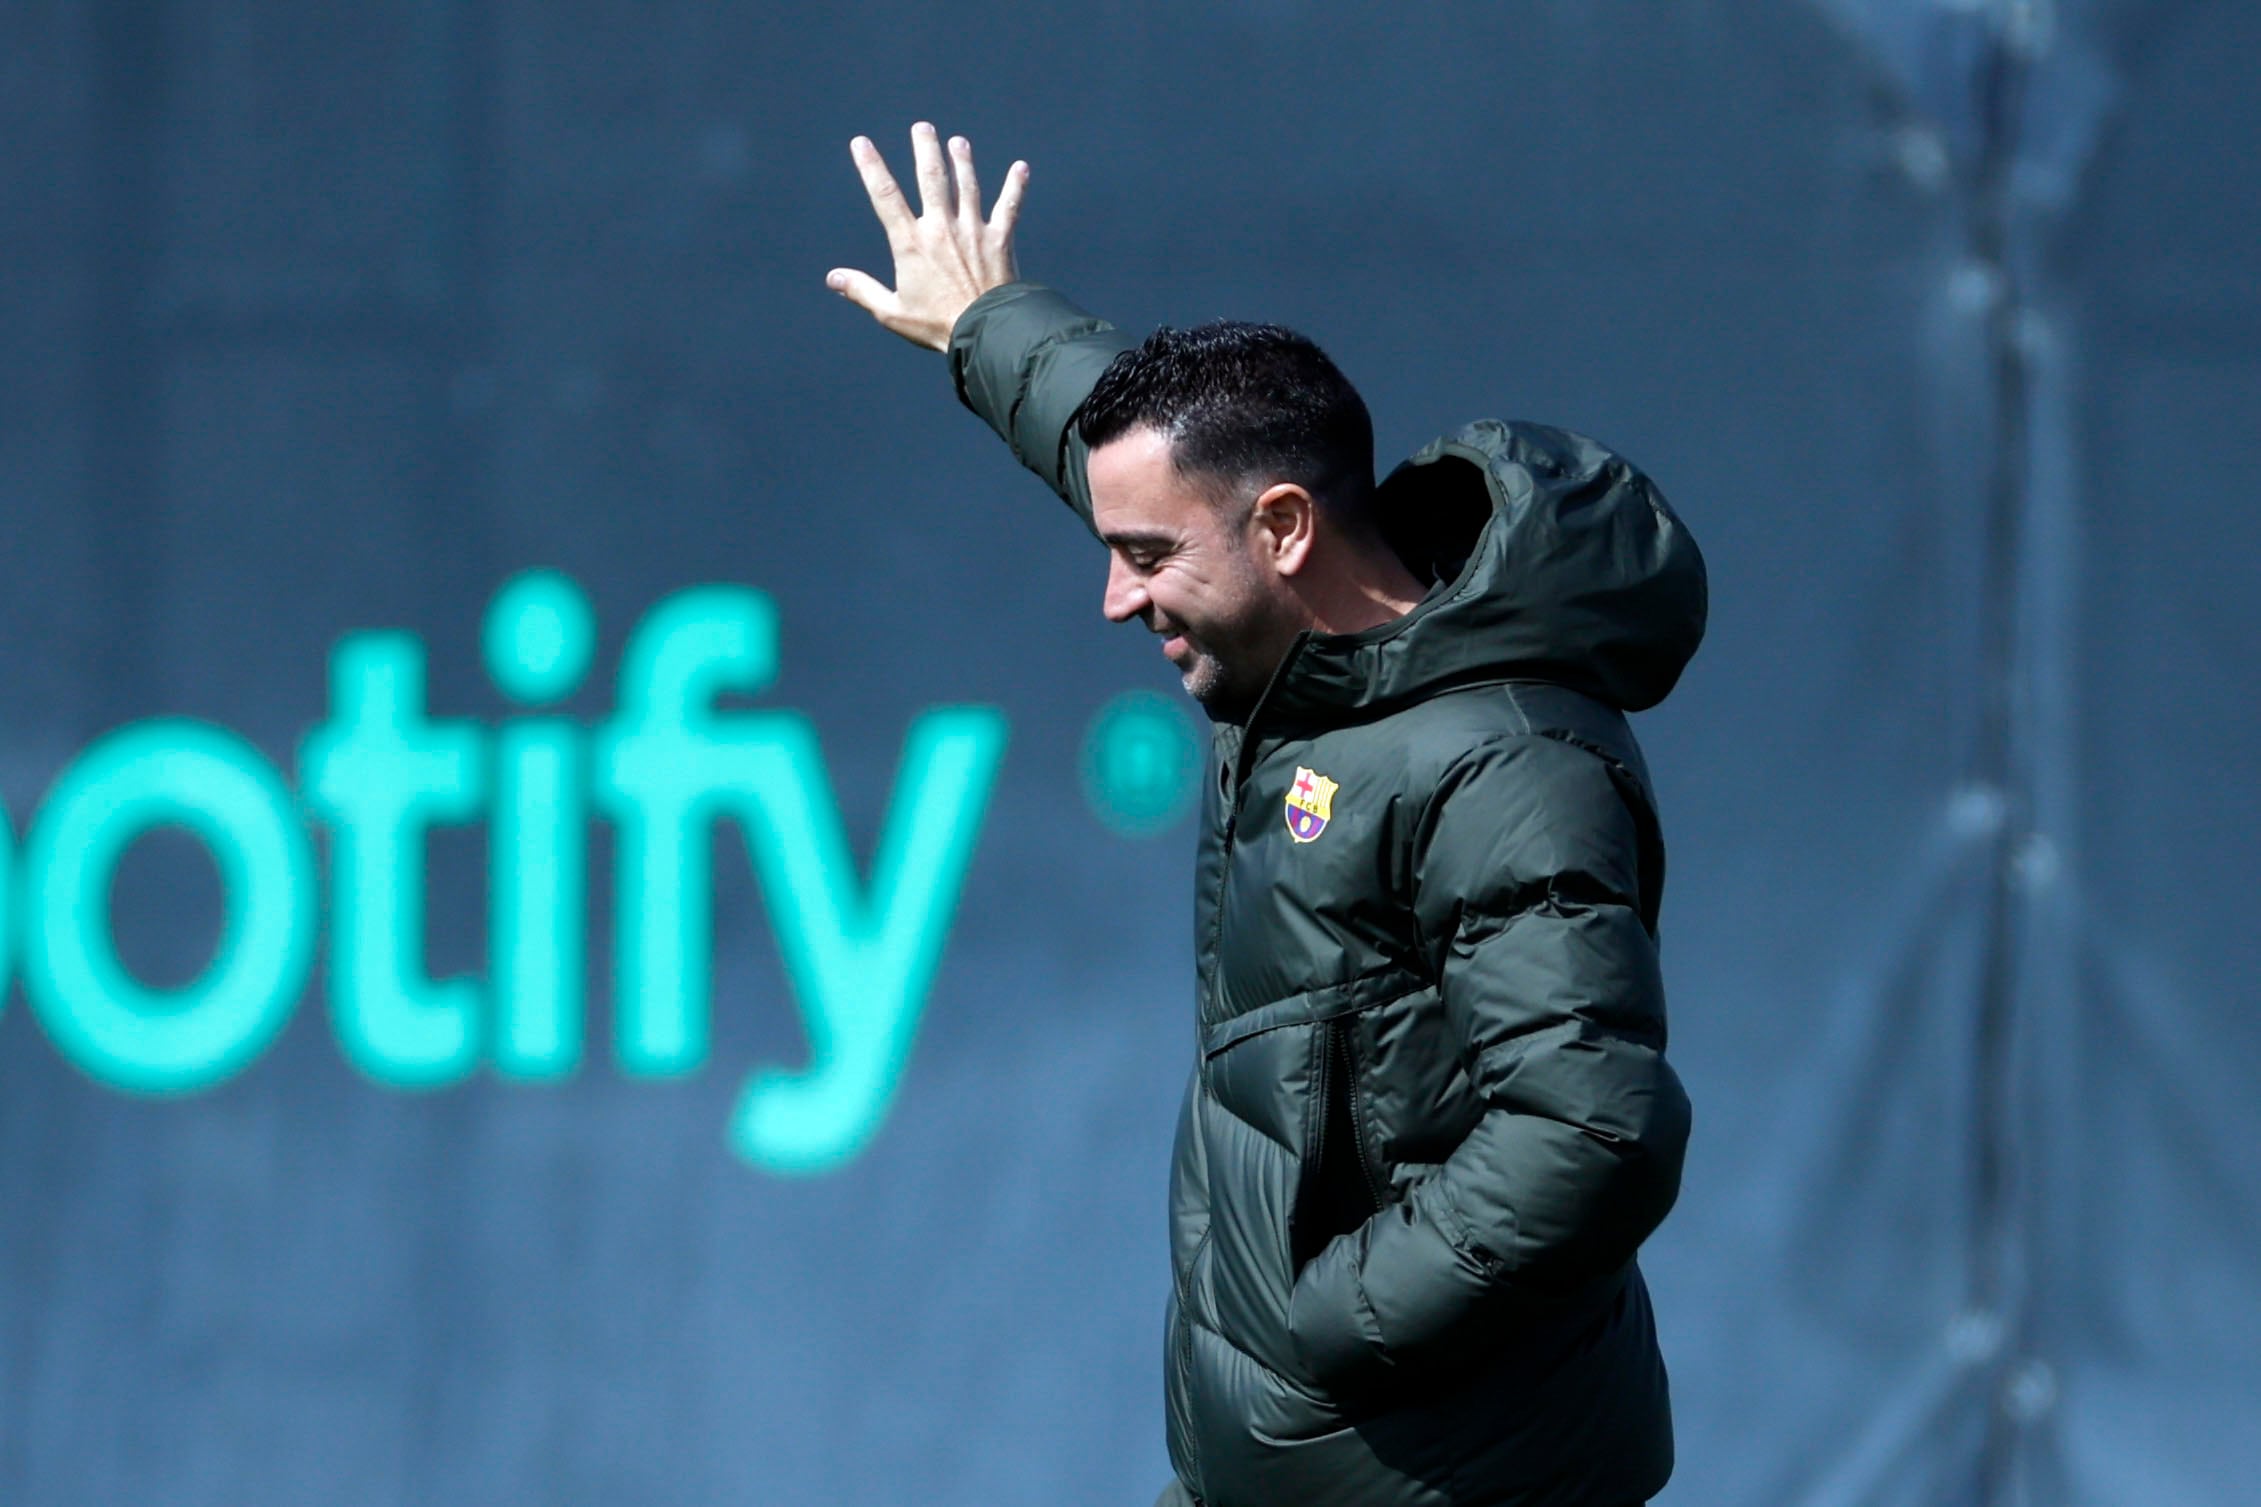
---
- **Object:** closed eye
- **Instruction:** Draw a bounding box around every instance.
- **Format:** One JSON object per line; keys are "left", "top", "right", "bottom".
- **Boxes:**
{"left": 1098, "top": 533, "right": 1175, "bottom": 573}
{"left": 1102, "top": 529, "right": 1178, "bottom": 573}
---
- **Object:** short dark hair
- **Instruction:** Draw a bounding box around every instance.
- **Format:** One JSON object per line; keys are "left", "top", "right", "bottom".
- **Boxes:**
{"left": 1075, "top": 321, "right": 1375, "bottom": 520}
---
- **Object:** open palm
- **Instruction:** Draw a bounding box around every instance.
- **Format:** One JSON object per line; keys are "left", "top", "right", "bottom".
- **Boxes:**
{"left": 827, "top": 122, "right": 1029, "bottom": 352}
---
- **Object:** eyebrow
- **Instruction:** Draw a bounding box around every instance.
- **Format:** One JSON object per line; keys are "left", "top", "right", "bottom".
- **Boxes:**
{"left": 1100, "top": 529, "right": 1177, "bottom": 553}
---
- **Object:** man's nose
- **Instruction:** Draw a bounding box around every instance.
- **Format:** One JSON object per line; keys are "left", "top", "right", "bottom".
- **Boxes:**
{"left": 1102, "top": 554, "right": 1148, "bottom": 625}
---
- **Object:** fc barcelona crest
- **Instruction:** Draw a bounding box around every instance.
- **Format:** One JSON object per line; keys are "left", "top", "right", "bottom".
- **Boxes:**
{"left": 1284, "top": 767, "right": 1338, "bottom": 843}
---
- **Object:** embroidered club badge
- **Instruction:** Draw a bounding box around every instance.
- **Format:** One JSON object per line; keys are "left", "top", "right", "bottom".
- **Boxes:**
{"left": 1284, "top": 766, "right": 1338, "bottom": 844}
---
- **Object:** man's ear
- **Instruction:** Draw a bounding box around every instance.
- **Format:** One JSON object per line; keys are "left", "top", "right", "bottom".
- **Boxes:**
{"left": 1250, "top": 482, "right": 1318, "bottom": 577}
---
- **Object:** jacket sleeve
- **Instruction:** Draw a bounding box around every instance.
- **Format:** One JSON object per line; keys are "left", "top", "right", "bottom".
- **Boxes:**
{"left": 1287, "top": 732, "right": 1691, "bottom": 1394}
{"left": 947, "top": 281, "right": 1137, "bottom": 533}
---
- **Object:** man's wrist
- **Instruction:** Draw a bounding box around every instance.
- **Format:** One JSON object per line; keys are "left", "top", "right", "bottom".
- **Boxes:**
{"left": 948, "top": 279, "right": 1040, "bottom": 352}
{"left": 947, "top": 281, "right": 1051, "bottom": 415}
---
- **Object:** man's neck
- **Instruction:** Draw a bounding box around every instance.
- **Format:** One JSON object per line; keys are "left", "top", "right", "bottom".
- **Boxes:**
{"left": 1303, "top": 544, "right": 1429, "bottom": 636}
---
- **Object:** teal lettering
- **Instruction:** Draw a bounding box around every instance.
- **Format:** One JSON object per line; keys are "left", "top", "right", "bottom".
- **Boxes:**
{"left": 727, "top": 705, "right": 1006, "bottom": 1175}
{"left": 485, "top": 571, "right": 595, "bottom": 1079}
{"left": 1081, "top": 689, "right": 1200, "bottom": 835}
{"left": 482, "top": 567, "right": 597, "bottom": 706}
{"left": 595, "top": 586, "right": 780, "bottom": 1075}
{"left": 302, "top": 633, "right": 488, "bottom": 1087}
{"left": 7, "top": 572, "right": 1009, "bottom": 1174}
{"left": 594, "top": 585, "right": 1008, "bottom": 1169}
{"left": 22, "top": 721, "right": 312, "bottom": 1093}
{"left": 493, "top": 722, "right": 583, "bottom": 1079}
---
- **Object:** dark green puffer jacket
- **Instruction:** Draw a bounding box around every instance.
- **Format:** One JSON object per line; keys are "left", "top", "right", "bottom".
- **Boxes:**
{"left": 951, "top": 283, "right": 1706, "bottom": 1507}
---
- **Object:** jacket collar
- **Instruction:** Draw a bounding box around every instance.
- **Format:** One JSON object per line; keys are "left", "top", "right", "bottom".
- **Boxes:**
{"left": 1249, "top": 420, "right": 1708, "bottom": 730}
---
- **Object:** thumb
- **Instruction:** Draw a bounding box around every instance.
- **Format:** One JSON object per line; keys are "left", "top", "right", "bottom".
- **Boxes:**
{"left": 826, "top": 267, "right": 894, "bottom": 316}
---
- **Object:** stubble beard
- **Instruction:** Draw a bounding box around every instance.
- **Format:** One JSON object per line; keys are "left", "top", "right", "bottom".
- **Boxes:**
{"left": 1172, "top": 607, "right": 1299, "bottom": 726}
{"left": 1177, "top": 645, "right": 1242, "bottom": 720}
{"left": 1158, "top": 534, "right": 1306, "bottom": 724}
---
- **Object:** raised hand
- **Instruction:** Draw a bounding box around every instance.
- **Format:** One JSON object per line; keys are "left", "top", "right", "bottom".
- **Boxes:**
{"left": 827, "top": 122, "right": 1029, "bottom": 352}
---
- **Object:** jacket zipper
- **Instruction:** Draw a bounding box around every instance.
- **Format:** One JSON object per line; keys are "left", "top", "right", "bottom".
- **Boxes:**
{"left": 1177, "top": 750, "right": 1242, "bottom": 1496}
{"left": 1333, "top": 1022, "right": 1387, "bottom": 1215}
{"left": 1201, "top": 754, "right": 1244, "bottom": 989}
{"left": 1180, "top": 670, "right": 1296, "bottom": 1495}
{"left": 1298, "top": 1015, "right": 1333, "bottom": 1266}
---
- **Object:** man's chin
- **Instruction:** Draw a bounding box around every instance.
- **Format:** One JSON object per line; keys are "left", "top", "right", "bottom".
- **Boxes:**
{"left": 1176, "top": 659, "right": 1220, "bottom": 709}
{"left": 1180, "top": 659, "right": 1258, "bottom": 725}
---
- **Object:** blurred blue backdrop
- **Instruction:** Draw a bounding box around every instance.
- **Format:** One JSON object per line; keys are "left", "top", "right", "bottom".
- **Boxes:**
{"left": 0, "top": 1, "right": 2254, "bottom": 1503}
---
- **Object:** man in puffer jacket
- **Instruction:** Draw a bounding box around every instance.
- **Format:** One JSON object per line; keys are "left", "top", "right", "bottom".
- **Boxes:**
{"left": 827, "top": 125, "right": 1705, "bottom": 1507}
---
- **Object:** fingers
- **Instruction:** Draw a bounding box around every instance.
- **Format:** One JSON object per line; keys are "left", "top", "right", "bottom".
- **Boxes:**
{"left": 910, "top": 121, "right": 952, "bottom": 220}
{"left": 948, "top": 136, "right": 983, "bottom": 228}
{"left": 824, "top": 266, "right": 895, "bottom": 318}
{"left": 988, "top": 159, "right": 1030, "bottom": 238}
{"left": 849, "top": 136, "right": 914, "bottom": 249}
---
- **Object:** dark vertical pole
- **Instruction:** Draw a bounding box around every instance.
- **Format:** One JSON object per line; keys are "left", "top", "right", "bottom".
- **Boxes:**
{"left": 1966, "top": 10, "right": 2035, "bottom": 1505}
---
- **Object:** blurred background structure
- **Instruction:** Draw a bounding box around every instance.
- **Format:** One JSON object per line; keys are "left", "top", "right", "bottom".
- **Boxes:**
{"left": 1, "top": 1, "right": 2255, "bottom": 1503}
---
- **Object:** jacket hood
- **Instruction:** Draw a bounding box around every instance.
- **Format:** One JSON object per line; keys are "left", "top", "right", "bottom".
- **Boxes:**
{"left": 1261, "top": 420, "right": 1707, "bottom": 721}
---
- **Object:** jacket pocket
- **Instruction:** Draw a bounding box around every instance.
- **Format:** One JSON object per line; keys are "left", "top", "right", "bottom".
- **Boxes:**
{"left": 1197, "top": 961, "right": 1420, "bottom": 1210}
{"left": 1193, "top": 963, "right": 1426, "bottom": 1394}
{"left": 1290, "top": 1017, "right": 1390, "bottom": 1273}
{"left": 1199, "top": 961, "right": 1426, "bottom": 1059}
{"left": 1196, "top": 962, "right": 1419, "bottom": 1276}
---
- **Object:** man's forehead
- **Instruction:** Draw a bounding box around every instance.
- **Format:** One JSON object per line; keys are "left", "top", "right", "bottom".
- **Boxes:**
{"left": 1089, "top": 426, "right": 1214, "bottom": 535}
{"left": 1088, "top": 425, "right": 1179, "bottom": 490}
